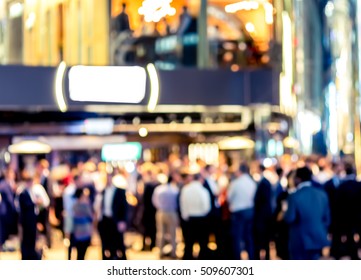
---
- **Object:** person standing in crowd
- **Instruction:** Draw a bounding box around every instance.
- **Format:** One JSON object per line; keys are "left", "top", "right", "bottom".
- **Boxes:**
{"left": 273, "top": 170, "right": 297, "bottom": 260}
{"left": 33, "top": 170, "right": 51, "bottom": 249}
{"left": 217, "top": 171, "right": 233, "bottom": 260}
{"left": 97, "top": 173, "right": 128, "bottom": 260}
{"left": 141, "top": 170, "right": 159, "bottom": 251}
{"left": 177, "top": 5, "right": 192, "bottom": 35}
{"left": 17, "top": 171, "right": 41, "bottom": 260}
{"left": 152, "top": 172, "right": 180, "bottom": 259}
{"left": 336, "top": 162, "right": 361, "bottom": 259}
{"left": 253, "top": 164, "right": 273, "bottom": 260}
{"left": 113, "top": 2, "right": 131, "bottom": 35}
{"left": 284, "top": 167, "right": 330, "bottom": 260}
{"left": 315, "top": 157, "right": 333, "bottom": 185}
{"left": 180, "top": 169, "right": 211, "bottom": 260}
{"left": 0, "top": 191, "right": 2, "bottom": 254}
{"left": 0, "top": 168, "right": 18, "bottom": 249}
{"left": 72, "top": 188, "right": 93, "bottom": 260}
{"left": 323, "top": 161, "right": 344, "bottom": 259}
{"left": 227, "top": 163, "right": 257, "bottom": 260}
{"left": 201, "top": 164, "right": 221, "bottom": 259}
{"left": 63, "top": 174, "right": 83, "bottom": 260}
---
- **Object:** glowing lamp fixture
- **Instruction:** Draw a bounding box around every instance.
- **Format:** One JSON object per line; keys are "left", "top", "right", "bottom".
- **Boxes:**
{"left": 283, "top": 137, "right": 299, "bottom": 149}
{"left": 139, "top": 127, "right": 149, "bottom": 137}
{"left": 138, "top": 0, "right": 176, "bottom": 23}
{"left": 8, "top": 140, "right": 52, "bottom": 154}
{"left": 245, "top": 22, "right": 255, "bottom": 33}
{"left": 225, "top": 0, "right": 273, "bottom": 25}
{"left": 264, "top": 2, "right": 274, "bottom": 24}
{"left": 218, "top": 136, "right": 255, "bottom": 150}
{"left": 225, "top": 1, "right": 259, "bottom": 13}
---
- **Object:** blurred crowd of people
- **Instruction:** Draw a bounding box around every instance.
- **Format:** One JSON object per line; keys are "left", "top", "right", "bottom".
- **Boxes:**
{"left": 0, "top": 154, "right": 360, "bottom": 260}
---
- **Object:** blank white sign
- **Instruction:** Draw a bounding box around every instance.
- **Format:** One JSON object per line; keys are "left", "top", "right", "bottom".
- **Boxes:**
{"left": 69, "top": 66, "right": 147, "bottom": 104}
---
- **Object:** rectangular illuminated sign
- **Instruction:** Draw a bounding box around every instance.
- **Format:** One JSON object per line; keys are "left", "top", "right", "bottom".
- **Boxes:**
{"left": 68, "top": 66, "right": 146, "bottom": 103}
{"left": 101, "top": 142, "right": 142, "bottom": 161}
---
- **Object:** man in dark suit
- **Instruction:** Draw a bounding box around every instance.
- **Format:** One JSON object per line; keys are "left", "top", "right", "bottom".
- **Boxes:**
{"left": 18, "top": 171, "right": 41, "bottom": 260}
{"left": 97, "top": 173, "right": 128, "bottom": 260}
{"left": 253, "top": 164, "right": 273, "bottom": 260}
{"left": 284, "top": 167, "right": 330, "bottom": 260}
{"left": 113, "top": 3, "right": 131, "bottom": 34}
{"left": 35, "top": 159, "right": 52, "bottom": 248}
{"left": 323, "top": 162, "right": 343, "bottom": 259}
{"left": 141, "top": 171, "right": 159, "bottom": 251}
{"left": 0, "top": 168, "right": 17, "bottom": 248}
{"left": 336, "top": 163, "right": 361, "bottom": 259}
{"left": 201, "top": 164, "right": 221, "bottom": 259}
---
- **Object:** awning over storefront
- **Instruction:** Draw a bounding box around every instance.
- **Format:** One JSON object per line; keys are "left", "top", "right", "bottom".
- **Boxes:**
{"left": 0, "top": 64, "right": 279, "bottom": 112}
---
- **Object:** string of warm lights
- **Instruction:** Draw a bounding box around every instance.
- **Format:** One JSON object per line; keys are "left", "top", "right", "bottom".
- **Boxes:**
{"left": 138, "top": 0, "right": 176, "bottom": 23}
{"left": 225, "top": 0, "right": 274, "bottom": 25}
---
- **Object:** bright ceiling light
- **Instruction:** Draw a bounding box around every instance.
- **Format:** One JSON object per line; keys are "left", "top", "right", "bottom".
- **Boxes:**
{"left": 9, "top": 2, "right": 23, "bottom": 18}
{"left": 9, "top": 140, "right": 52, "bottom": 154}
{"left": 138, "top": 0, "right": 176, "bottom": 23}
{"left": 218, "top": 136, "right": 255, "bottom": 150}
{"left": 112, "top": 175, "right": 127, "bottom": 189}
{"left": 264, "top": 2, "right": 274, "bottom": 24}
{"left": 283, "top": 136, "right": 299, "bottom": 149}
{"left": 225, "top": 1, "right": 259, "bottom": 13}
{"left": 245, "top": 22, "right": 255, "bottom": 33}
{"left": 139, "top": 127, "right": 149, "bottom": 137}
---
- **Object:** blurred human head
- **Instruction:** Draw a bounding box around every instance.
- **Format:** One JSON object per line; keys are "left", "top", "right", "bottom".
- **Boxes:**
{"left": 286, "top": 169, "right": 296, "bottom": 190}
{"left": 172, "top": 170, "right": 183, "bottom": 185}
{"left": 202, "top": 164, "right": 215, "bottom": 178}
{"left": 73, "top": 174, "right": 83, "bottom": 188}
{"left": 74, "top": 188, "right": 89, "bottom": 202}
{"left": 344, "top": 162, "right": 355, "bottom": 176}
{"left": 21, "top": 170, "right": 34, "bottom": 187}
{"left": 276, "top": 166, "right": 283, "bottom": 178}
{"left": 5, "top": 168, "right": 16, "bottom": 181}
{"left": 331, "top": 161, "right": 344, "bottom": 176}
{"left": 294, "top": 166, "right": 313, "bottom": 187}
{"left": 237, "top": 163, "right": 249, "bottom": 176}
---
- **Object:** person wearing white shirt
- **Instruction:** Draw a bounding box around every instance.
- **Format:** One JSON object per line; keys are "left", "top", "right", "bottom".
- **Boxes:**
{"left": 227, "top": 163, "right": 257, "bottom": 260}
{"left": 180, "top": 172, "right": 211, "bottom": 260}
{"left": 152, "top": 173, "right": 180, "bottom": 259}
{"left": 17, "top": 171, "right": 41, "bottom": 260}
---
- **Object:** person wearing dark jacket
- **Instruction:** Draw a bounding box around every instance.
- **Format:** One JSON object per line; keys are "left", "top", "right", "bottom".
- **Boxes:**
{"left": 72, "top": 188, "right": 93, "bottom": 260}
{"left": 18, "top": 172, "right": 41, "bottom": 260}
{"left": 253, "top": 165, "right": 273, "bottom": 260}
{"left": 273, "top": 169, "right": 296, "bottom": 260}
{"left": 0, "top": 169, "right": 17, "bottom": 249}
{"left": 201, "top": 165, "right": 221, "bottom": 259}
{"left": 335, "top": 163, "right": 361, "bottom": 259}
{"left": 323, "top": 162, "right": 343, "bottom": 259}
{"left": 141, "top": 171, "right": 159, "bottom": 251}
{"left": 284, "top": 167, "right": 330, "bottom": 260}
{"left": 97, "top": 174, "right": 128, "bottom": 260}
